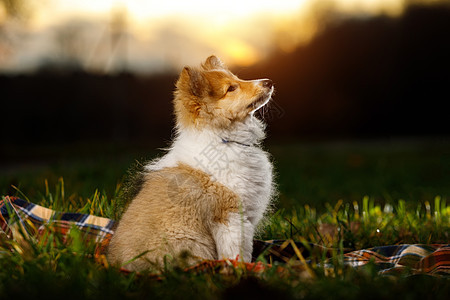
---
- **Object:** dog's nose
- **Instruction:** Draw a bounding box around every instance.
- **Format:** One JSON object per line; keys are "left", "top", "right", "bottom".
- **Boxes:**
{"left": 262, "top": 79, "right": 273, "bottom": 89}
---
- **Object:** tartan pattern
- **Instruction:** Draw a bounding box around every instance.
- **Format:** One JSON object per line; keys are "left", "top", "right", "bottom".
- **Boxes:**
{"left": 254, "top": 240, "right": 450, "bottom": 276}
{"left": 343, "top": 244, "right": 450, "bottom": 275}
{"left": 1, "top": 196, "right": 448, "bottom": 276}
{"left": 0, "top": 196, "right": 115, "bottom": 244}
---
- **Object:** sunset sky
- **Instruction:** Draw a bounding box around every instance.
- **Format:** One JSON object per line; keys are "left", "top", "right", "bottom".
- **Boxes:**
{"left": 0, "top": 0, "right": 407, "bottom": 74}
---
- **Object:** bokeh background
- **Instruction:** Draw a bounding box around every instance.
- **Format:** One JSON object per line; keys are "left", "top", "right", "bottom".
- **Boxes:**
{"left": 1, "top": 0, "right": 449, "bottom": 208}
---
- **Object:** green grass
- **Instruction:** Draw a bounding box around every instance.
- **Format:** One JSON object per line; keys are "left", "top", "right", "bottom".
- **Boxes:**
{"left": 1, "top": 139, "right": 449, "bottom": 299}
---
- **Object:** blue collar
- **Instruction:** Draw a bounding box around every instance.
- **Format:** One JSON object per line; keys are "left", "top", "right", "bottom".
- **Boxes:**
{"left": 221, "top": 138, "right": 251, "bottom": 147}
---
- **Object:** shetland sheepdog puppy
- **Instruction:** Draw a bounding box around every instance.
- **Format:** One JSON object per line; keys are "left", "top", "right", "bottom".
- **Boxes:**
{"left": 107, "top": 56, "right": 275, "bottom": 271}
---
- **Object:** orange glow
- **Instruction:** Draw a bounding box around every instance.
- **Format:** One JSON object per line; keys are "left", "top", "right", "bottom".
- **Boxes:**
{"left": 222, "top": 39, "right": 260, "bottom": 67}
{"left": 0, "top": 4, "right": 6, "bottom": 24}
{"left": 1, "top": 0, "right": 411, "bottom": 73}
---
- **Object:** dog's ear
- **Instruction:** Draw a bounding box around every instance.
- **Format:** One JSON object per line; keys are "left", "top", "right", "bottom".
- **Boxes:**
{"left": 179, "top": 67, "right": 209, "bottom": 98}
{"left": 202, "top": 55, "right": 226, "bottom": 70}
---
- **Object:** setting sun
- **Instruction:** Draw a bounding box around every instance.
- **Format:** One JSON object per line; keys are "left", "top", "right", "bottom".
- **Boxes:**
{"left": 53, "top": 0, "right": 308, "bottom": 19}
{"left": 1, "top": 0, "right": 408, "bottom": 73}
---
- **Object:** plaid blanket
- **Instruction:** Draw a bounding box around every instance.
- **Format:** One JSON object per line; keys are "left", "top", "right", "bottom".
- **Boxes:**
{"left": 1, "top": 196, "right": 449, "bottom": 276}
{"left": 0, "top": 197, "right": 114, "bottom": 245}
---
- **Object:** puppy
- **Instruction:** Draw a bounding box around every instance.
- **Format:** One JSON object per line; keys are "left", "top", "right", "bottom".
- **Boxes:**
{"left": 107, "top": 56, "right": 275, "bottom": 271}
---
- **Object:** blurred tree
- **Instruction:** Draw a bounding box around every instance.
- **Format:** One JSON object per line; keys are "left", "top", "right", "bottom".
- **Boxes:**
{"left": 1, "top": 0, "right": 29, "bottom": 18}
{"left": 53, "top": 21, "right": 88, "bottom": 71}
{"left": 108, "top": 5, "right": 128, "bottom": 73}
{"left": 0, "top": 0, "right": 36, "bottom": 63}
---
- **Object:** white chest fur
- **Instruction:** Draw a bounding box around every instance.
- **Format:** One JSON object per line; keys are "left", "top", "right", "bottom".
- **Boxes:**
{"left": 145, "top": 118, "right": 274, "bottom": 226}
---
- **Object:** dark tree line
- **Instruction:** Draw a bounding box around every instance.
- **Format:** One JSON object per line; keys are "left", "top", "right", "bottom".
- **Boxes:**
{"left": 1, "top": 2, "right": 449, "bottom": 146}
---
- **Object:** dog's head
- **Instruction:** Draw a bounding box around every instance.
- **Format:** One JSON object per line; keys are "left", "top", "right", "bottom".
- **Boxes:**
{"left": 174, "top": 56, "right": 274, "bottom": 130}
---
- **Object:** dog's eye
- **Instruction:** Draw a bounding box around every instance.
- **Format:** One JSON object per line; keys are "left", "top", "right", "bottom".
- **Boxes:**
{"left": 227, "top": 85, "right": 237, "bottom": 93}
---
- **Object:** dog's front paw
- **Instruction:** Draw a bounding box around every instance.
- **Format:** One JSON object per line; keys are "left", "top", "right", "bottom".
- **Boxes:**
{"left": 213, "top": 212, "right": 254, "bottom": 262}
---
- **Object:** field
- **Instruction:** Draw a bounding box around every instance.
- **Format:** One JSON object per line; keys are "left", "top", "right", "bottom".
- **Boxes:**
{"left": 1, "top": 139, "right": 449, "bottom": 299}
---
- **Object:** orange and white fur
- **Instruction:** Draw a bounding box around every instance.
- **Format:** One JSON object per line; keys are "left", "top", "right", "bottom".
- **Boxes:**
{"left": 107, "top": 56, "right": 275, "bottom": 271}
